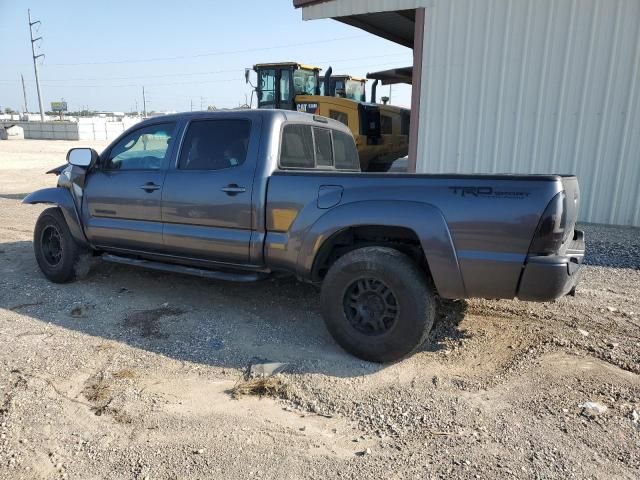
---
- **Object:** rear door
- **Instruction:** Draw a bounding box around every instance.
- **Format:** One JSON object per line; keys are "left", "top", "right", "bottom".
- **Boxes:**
{"left": 82, "top": 121, "right": 178, "bottom": 251}
{"left": 161, "top": 116, "right": 260, "bottom": 264}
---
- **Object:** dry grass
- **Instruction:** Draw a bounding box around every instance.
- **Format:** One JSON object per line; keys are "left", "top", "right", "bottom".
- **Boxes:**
{"left": 112, "top": 369, "right": 136, "bottom": 379}
{"left": 230, "top": 376, "right": 288, "bottom": 399}
{"left": 83, "top": 378, "right": 112, "bottom": 403}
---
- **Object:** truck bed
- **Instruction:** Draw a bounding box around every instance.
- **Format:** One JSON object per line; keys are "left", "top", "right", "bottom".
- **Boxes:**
{"left": 264, "top": 171, "right": 580, "bottom": 300}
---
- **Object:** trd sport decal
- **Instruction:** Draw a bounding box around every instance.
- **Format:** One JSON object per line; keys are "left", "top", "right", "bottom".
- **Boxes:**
{"left": 449, "top": 187, "right": 531, "bottom": 198}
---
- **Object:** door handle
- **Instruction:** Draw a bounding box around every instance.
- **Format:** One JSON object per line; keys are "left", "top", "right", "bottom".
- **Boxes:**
{"left": 140, "top": 182, "right": 161, "bottom": 192}
{"left": 221, "top": 184, "right": 246, "bottom": 195}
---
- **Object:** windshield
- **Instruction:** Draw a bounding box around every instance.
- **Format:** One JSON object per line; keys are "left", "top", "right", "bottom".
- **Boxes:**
{"left": 345, "top": 80, "right": 365, "bottom": 101}
{"left": 293, "top": 68, "right": 317, "bottom": 95}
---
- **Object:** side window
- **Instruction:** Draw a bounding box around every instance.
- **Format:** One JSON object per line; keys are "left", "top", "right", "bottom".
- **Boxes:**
{"left": 400, "top": 111, "right": 410, "bottom": 136}
{"left": 178, "top": 120, "right": 251, "bottom": 171}
{"left": 380, "top": 115, "right": 393, "bottom": 135}
{"left": 259, "top": 69, "right": 276, "bottom": 107}
{"left": 333, "top": 130, "right": 360, "bottom": 170}
{"left": 280, "top": 124, "right": 314, "bottom": 168}
{"left": 329, "top": 110, "right": 348, "bottom": 126}
{"left": 280, "top": 70, "right": 291, "bottom": 102}
{"left": 105, "top": 122, "right": 176, "bottom": 171}
{"left": 313, "top": 128, "right": 333, "bottom": 167}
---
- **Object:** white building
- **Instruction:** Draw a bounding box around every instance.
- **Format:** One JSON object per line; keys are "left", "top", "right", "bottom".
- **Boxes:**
{"left": 294, "top": 0, "right": 640, "bottom": 226}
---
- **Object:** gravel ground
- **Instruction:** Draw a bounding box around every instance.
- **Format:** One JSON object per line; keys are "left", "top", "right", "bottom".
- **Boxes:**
{"left": 0, "top": 140, "right": 638, "bottom": 479}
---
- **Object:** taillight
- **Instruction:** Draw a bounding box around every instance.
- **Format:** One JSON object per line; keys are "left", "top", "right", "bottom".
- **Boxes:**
{"left": 529, "top": 192, "right": 567, "bottom": 255}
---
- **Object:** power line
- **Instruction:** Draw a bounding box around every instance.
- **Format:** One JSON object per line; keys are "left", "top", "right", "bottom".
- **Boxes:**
{"left": 16, "top": 77, "right": 242, "bottom": 89}
{"left": 0, "top": 51, "right": 410, "bottom": 84}
{"left": 0, "top": 58, "right": 412, "bottom": 89}
{"left": 39, "top": 35, "right": 368, "bottom": 67}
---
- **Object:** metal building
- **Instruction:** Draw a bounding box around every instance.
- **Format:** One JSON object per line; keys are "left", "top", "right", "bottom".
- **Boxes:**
{"left": 294, "top": 0, "right": 640, "bottom": 226}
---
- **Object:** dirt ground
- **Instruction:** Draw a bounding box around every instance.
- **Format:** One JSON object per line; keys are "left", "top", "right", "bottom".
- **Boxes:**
{"left": 0, "top": 139, "right": 638, "bottom": 480}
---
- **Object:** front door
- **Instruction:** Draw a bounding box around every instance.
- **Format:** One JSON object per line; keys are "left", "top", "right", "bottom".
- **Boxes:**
{"left": 82, "top": 122, "right": 178, "bottom": 252}
{"left": 161, "top": 116, "right": 259, "bottom": 265}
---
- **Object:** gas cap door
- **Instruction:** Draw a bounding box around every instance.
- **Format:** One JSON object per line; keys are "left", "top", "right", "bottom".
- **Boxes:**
{"left": 317, "top": 185, "right": 344, "bottom": 209}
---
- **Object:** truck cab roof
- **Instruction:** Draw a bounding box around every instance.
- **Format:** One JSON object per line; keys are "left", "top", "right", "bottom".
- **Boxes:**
{"left": 135, "top": 109, "right": 352, "bottom": 136}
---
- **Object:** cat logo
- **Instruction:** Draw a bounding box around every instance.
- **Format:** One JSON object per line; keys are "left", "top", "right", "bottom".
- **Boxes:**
{"left": 296, "top": 103, "right": 319, "bottom": 114}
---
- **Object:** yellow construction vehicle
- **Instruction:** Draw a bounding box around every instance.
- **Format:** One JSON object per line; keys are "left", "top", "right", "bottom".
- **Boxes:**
{"left": 248, "top": 62, "right": 409, "bottom": 171}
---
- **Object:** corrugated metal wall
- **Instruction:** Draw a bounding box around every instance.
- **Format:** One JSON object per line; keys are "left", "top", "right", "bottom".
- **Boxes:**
{"left": 416, "top": 0, "right": 640, "bottom": 226}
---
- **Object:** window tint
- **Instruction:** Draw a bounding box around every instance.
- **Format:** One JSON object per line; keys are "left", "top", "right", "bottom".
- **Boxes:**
{"left": 106, "top": 123, "right": 176, "bottom": 170}
{"left": 314, "top": 128, "right": 333, "bottom": 167}
{"left": 329, "top": 110, "right": 348, "bottom": 126}
{"left": 280, "top": 124, "right": 314, "bottom": 168}
{"left": 178, "top": 120, "right": 251, "bottom": 170}
{"left": 381, "top": 115, "right": 393, "bottom": 135}
{"left": 333, "top": 130, "right": 360, "bottom": 170}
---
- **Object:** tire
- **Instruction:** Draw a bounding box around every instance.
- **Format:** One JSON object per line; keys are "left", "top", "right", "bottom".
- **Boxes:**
{"left": 320, "top": 246, "right": 436, "bottom": 362}
{"left": 33, "top": 207, "right": 88, "bottom": 283}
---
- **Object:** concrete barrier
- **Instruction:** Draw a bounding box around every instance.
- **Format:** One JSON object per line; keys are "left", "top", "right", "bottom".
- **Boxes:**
{"left": 0, "top": 120, "right": 141, "bottom": 141}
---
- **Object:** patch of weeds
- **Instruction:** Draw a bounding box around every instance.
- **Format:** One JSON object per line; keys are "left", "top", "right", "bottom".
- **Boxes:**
{"left": 83, "top": 377, "right": 112, "bottom": 403}
{"left": 230, "top": 376, "right": 288, "bottom": 400}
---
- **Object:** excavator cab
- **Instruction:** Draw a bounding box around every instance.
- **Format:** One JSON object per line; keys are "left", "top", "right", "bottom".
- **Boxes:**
{"left": 320, "top": 75, "right": 367, "bottom": 102}
{"left": 252, "top": 62, "right": 321, "bottom": 111}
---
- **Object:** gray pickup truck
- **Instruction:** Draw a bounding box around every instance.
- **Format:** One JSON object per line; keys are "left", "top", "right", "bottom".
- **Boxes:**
{"left": 24, "top": 110, "right": 585, "bottom": 362}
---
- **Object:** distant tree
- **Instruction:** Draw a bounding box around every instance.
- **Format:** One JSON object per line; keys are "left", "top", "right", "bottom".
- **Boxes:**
{"left": 207, "top": 105, "right": 217, "bottom": 111}
{"left": 4, "top": 107, "right": 15, "bottom": 114}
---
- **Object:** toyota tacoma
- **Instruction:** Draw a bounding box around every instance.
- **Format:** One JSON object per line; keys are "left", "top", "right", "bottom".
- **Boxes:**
{"left": 24, "top": 110, "right": 585, "bottom": 362}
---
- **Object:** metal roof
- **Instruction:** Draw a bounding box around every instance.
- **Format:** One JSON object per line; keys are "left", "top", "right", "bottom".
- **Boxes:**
{"left": 320, "top": 74, "right": 367, "bottom": 82}
{"left": 293, "top": 0, "right": 430, "bottom": 48}
{"left": 253, "top": 62, "right": 321, "bottom": 71}
{"left": 367, "top": 66, "right": 413, "bottom": 85}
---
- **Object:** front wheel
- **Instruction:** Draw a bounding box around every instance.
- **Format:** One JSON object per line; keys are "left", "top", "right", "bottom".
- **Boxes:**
{"left": 320, "top": 247, "right": 436, "bottom": 362}
{"left": 34, "top": 207, "right": 87, "bottom": 283}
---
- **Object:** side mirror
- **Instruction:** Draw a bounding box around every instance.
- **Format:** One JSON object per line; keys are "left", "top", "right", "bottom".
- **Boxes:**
{"left": 244, "top": 68, "right": 251, "bottom": 84}
{"left": 67, "top": 148, "right": 97, "bottom": 167}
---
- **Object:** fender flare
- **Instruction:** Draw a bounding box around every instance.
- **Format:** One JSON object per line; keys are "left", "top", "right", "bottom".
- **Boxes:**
{"left": 22, "top": 187, "right": 89, "bottom": 248}
{"left": 297, "top": 200, "right": 466, "bottom": 299}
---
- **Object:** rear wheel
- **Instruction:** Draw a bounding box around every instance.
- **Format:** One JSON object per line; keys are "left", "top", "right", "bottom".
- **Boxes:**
{"left": 34, "top": 207, "right": 88, "bottom": 283}
{"left": 320, "top": 246, "right": 436, "bottom": 362}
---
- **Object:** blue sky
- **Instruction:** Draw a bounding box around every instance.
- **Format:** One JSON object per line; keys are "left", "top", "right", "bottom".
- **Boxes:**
{"left": 0, "top": 0, "right": 413, "bottom": 113}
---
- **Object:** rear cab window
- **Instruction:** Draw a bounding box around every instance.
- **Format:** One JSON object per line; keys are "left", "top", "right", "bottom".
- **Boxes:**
{"left": 279, "top": 123, "right": 359, "bottom": 171}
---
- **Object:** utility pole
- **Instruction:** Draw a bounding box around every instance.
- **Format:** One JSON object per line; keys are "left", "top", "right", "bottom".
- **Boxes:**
{"left": 142, "top": 86, "right": 147, "bottom": 117}
{"left": 28, "top": 9, "right": 45, "bottom": 122}
{"left": 190, "top": 99, "right": 193, "bottom": 112}
{"left": 21, "top": 74, "right": 29, "bottom": 114}
{"left": 200, "top": 96, "right": 204, "bottom": 110}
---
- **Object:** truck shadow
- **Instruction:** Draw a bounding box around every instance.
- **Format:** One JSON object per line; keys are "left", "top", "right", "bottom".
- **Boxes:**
{"left": 1, "top": 240, "right": 467, "bottom": 378}
{"left": 0, "top": 193, "right": 28, "bottom": 200}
